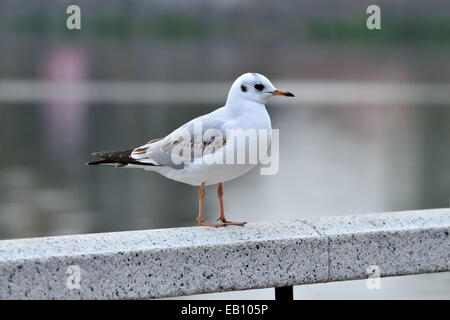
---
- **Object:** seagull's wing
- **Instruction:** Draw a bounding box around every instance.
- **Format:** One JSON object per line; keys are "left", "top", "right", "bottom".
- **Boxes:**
{"left": 130, "top": 111, "right": 227, "bottom": 169}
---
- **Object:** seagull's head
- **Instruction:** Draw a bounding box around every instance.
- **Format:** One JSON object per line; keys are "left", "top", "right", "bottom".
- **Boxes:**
{"left": 226, "top": 72, "right": 295, "bottom": 106}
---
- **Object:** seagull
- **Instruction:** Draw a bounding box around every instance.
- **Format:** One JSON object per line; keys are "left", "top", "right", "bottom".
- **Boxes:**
{"left": 87, "top": 73, "right": 294, "bottom": 227}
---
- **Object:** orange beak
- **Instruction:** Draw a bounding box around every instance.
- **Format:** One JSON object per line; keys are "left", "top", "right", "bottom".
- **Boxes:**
{"left": 271, "top": 89, "right": 295, "bottom": 97}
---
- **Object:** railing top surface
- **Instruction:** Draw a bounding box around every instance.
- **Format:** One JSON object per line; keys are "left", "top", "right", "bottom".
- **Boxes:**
{"left": 0, "top": 208, "right": 449, "bottom": 299}
{"left": 1, "top": 209, "right": 449, "bottom": 261}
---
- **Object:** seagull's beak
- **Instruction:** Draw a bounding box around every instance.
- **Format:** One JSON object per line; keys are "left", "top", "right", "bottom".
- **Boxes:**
{"left": 271, "top": 89, "right": 295, "bottom": 97}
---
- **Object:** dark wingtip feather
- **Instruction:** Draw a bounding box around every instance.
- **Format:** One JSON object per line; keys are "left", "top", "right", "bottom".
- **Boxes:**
{"left": 86, "top": 160, "right": 110, "bottom": 166}
{"left": 87, "top": 148, "right": 158, "bottom": 168}
{"left": 87, "top": 149, "right": 155, "bottom": 167}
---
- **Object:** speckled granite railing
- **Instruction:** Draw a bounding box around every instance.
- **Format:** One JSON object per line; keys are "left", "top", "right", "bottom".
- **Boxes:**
{"left": 0, "top": 209, "right": 449, "bottom": 299}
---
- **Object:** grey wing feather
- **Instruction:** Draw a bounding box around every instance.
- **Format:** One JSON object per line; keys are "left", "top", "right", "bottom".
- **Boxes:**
{"left": 131, "top": 112, "right": 227, "bottom": 169}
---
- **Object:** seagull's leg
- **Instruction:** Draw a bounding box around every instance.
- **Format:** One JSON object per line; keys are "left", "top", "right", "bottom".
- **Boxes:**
{"left": 197, "top": 182, "right": 225, "bottom": 227}
{"left": 217, "top": 182, "right": 246, "bottom": 226}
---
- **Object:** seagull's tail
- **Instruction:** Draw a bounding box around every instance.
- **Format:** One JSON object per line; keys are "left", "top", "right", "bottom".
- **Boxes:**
{"left": 86, "top": 149, "right": 154, "bottom": 168}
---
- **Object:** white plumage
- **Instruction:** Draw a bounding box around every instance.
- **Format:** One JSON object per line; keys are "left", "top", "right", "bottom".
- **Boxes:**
{"left": 88, "top": 73, "right": 294, "bottom": 226}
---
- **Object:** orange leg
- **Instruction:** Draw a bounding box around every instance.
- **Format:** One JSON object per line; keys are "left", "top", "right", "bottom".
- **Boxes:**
{"left": 197, "top": 182, "right": 225, "bottom": 227}
{"left": 217, "top": 182, "right": 246, "bottom": 226}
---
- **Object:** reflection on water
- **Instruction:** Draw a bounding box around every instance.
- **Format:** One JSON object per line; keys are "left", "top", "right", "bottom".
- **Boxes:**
{"left": 1, "top": 101, "right": 449, "bottom": 239}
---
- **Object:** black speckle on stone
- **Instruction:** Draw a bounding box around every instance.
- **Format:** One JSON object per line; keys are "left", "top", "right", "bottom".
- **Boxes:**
{"left": 256, "top": 245, "right": 260, "bottom": 250}
{"left": 17, "top": 265, "right": 23, "bottom": 270}
{"left": 241, "top": 85, "right": 247, "bottom": 92}
{"left": 445, "top": 231, "right": 449, "bottom": 237}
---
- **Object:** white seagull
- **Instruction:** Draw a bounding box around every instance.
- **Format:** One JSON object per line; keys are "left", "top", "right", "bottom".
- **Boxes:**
{"left": 87, "top": 73, "right": 294, "bottom": 227}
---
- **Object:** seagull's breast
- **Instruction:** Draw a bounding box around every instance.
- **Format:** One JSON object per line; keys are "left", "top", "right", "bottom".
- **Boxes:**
{"left": 226, "top": 102, "right": 272, "bottom": 132}
{"left": 146, "top": 103, "right": 273, "bottom": 186}
{"left": 165, "top": 105, "right": 272, "bottom": 186}
{"left": 225, "top": 103, "right": 272, "bottom": 156}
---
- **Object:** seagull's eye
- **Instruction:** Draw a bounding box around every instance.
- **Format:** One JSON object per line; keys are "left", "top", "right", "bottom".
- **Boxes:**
{"left": 241, "top": 85, "right": 247, "bottom": 92}
{"left": 254, "top": 83, "right": 265, "bottom": 91}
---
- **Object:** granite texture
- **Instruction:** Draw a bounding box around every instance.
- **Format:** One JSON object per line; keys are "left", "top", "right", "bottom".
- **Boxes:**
{"left": 0, "top": 209, "right": 449, "bottom": 299}
{"left": 300, "top": 209, "right": 450, "bottom": 281}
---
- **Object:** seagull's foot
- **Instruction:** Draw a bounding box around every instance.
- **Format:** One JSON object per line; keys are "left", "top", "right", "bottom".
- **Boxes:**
{"left": 198, "top": 220, "right": 226, "bottom": 227}
{"left": 217, "top": 218, "right": 247, "bottom": 226}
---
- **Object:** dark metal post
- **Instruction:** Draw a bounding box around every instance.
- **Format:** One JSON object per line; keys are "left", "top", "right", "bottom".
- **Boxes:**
{"left": 274, "top": 286, "right": 294, "bottom": 300}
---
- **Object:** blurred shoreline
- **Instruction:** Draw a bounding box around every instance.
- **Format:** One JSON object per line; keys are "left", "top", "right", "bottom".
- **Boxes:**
{"left": 1, "top": 80, "right": 450, "bottom": 105}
